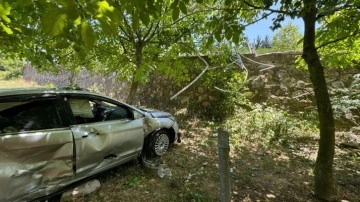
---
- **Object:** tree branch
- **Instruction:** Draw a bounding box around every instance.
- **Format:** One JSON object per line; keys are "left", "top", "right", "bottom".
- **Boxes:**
{"left": 243, "top": 12, "right": 274, "bottom": 27}
{"left": 143, "top": 22, "right": 155, "bottom": 40}
{"left": 242, "top": 1, "right": 296, "bottom": 15}
{"left": 144, "top": 22, "right": 161, "bottom": 43}
{"left": 115, "top": 1, "right": 135, "bottom": 42}
{"left": 170, "top": 51, "right": 209, "bottom": 100}
{"left": 316, "top": 31, "right": 360, "bottom": 50}
{"left": 118, "top": 25, "right": 132, "bottom": 41}
{"left": 316, "top": 3, "right": 358, "bottom": 20}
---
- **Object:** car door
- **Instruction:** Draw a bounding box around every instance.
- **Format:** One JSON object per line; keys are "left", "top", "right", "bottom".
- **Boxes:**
{"left": 65, "top": 96, "right": 144, "bottom": 177}
{"left": 0, "top": 98, "right": 74, "bottom": 202}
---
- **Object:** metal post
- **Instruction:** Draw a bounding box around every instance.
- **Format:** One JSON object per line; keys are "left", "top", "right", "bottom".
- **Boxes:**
{"left": 217, "top": 128, "right": 231, "bottom": 202}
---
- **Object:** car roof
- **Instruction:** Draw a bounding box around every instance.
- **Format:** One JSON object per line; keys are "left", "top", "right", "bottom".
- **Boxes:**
{"left": 0, "top": 88, "right": 99, "bottom": 97}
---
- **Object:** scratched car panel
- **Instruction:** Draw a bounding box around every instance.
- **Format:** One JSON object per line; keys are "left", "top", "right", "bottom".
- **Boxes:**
{"left": 0, "top": 88, "right": 180, "bottom": 202}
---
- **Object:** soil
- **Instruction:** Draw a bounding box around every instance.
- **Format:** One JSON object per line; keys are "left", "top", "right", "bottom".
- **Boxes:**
{"left": 61, "top": 118, "right": 360, "bottom": 202}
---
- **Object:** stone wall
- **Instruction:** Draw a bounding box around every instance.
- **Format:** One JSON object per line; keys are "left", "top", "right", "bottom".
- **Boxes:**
{"left": 240, "top": 53, "right": 358, "bottom": 111}
{"left": 23, "top": 53, "right": 360, "bottom": 123}
{"left": 23, "top": 63, "right": 130, "bottom": 101}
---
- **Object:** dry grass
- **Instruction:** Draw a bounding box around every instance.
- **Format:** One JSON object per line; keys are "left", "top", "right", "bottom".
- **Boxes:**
{"left": 0, "top": 77, "right": 38, "bottom": 88}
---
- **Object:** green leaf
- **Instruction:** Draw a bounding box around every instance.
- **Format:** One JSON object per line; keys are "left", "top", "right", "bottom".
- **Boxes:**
{"left": 98, "top": 17, "right": 118, "bottom": 35}
{"left": 81, "top": 21, "right": 95, "bottom": 50}
{"left": 73, "top": 16, "right": 81, "bottom": 25}
{"left": 172, "top": 7, "right": 180, "bottom": 21}
{"left": 42, "top": 9, "right": 68, "bottom": 36}
{"left": 132, "top": 12, "right": 139, "bottom": 30}
{"left": 0, "top": 22, "right": 13, "bottom": 34}
{"left": 225, "top": 27, "right": 232, "bottom": 40}
{"left": 179, "top": 1, "right": 187, "bottom": 15}
{"left": 170, "top": 0, "right": 179, "bottom": 9}
{"left": 0, "top": 2, "right": 11, "bottom": 23}
{"left": 205, "top": 35, "right": 214, "bottom": 47}
{"left": 97, "top": 0, "right": 115, "bottom": 13}
{"left": 233, "top": 33, "right": 239, "bottom": 44}
{"left": 214, "top": 28, "right": 222, "bottom": 42}
{"left": 140, "top": 10, "right": 150, "bottom": 25}
{"left": 55, "top": 40, "right": 71, "bottom": 49}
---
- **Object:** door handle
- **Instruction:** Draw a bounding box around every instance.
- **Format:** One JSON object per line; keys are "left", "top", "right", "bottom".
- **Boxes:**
{"left": 82, "top": 132, "right": 99, "bottom": 138}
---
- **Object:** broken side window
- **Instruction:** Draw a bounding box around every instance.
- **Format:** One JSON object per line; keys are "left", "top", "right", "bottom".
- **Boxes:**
{"left": 0, "top": 100, "right": 63, "bottom": 134}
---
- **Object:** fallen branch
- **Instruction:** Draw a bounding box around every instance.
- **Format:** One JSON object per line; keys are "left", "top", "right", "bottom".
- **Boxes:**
{"left": 214, "top": 51, "right": 249, "bottom": 93}
{"left": 170, "top": 54, "right": 209, "bottom": 100}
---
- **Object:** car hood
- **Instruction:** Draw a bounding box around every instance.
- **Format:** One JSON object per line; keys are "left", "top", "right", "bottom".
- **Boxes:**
{"left": 141, "top": 108, "right": 173, "bottom": 119}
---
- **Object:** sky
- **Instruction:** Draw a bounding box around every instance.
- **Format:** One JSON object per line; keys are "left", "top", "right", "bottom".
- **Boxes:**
{"left": 244, "top": 14, "right": 304, "bottom": 42}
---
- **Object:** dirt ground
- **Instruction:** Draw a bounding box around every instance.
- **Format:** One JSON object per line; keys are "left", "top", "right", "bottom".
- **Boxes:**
{"left": 62, "top": 119, "right": 360, "bottom": 202}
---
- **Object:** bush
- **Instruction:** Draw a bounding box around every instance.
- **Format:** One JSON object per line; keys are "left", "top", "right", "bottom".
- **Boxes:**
{"left": 3, "top": 69, "right": 23, "bottom": 80}
{"left": 224, "top": 104, "right": 318, "bottom": 148}
{"left": 182, "top": 50, "right": 251, "bottom": 121}
{"left": 0, "top": 58, "right": 24, "bottom": 80}
{"left": 331, "top": 73, "right": 360, "bottom": 129}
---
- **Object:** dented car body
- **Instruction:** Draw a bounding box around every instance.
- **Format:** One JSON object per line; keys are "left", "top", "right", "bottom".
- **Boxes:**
{"left": 0, "top": 88, "right": 179, "bottom": 202}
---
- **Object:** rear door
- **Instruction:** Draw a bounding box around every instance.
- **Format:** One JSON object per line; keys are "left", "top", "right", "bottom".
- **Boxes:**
{"left": 0, "top": 98, "right": 74, "bottom": 201}
{"left": 65, "top": 96, "right": 144, "bottom": 177}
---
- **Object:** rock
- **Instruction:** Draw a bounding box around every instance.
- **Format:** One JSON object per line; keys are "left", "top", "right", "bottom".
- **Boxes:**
{"left": 251, "top": 75, "right": 267, "bottom": 89}
{"left": 201, "top": 101, "right": 210, "bottom": 107}
{"left": 331, "top": 80, "right": 345, "bottom": 89}
{"left": 62, "top": 179, "right": 101, "bottom": 201}
{"left": 346, "top": 132, "right": 359, "bottom": 142}
{"left": 350, "top": 127, "right": 360, "bottom": 136}
{"left": 157, "top": 164, "right": 172, "bottom": 178}
{"left": 339, "top": 142, "right": 360, "bottom": 149}
{"left": 296, "top": 80, "right": 308, "bottom": 88}
{"left": 266, "top": 194, "right": 276, "bottom": 199}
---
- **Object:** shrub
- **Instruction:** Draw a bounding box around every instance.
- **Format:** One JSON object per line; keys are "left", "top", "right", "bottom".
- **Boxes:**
{"left": 224, "top": 104, "right": 318, "bottom": 148}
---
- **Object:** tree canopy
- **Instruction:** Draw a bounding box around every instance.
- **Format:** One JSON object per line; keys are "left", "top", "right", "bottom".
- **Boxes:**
{"left": 272, "top": 22, "right": 302, "bottom": 52}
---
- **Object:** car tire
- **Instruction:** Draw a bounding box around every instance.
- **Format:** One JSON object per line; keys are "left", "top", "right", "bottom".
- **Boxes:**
{"left": 150, "top": 129, "right": 170, "bottom": 157}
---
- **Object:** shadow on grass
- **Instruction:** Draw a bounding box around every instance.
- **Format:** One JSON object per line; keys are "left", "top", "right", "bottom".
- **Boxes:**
{"left": 67, "top": 117, "right": 359, "bottom": 202}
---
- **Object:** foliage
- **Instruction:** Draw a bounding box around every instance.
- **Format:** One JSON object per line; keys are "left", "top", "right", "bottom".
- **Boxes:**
{"left": 272, "top": 22, "right": 302, "bottom": 52}
{"left": 224, "top": 104, "right": 318, "bottom": 148}
{"left": 0, "top": 0, "right": 208, "bottom": 103}
{"left": 331, "top": 74, "right": 360, "bottom": 128}
{"left": 126, "top": 176, "right": 146, "bottom": 188}
{"left": 183, "top": 44, "right": 251, "bottom": 121}
{"left": 181, "top": 188, "right": 208, "bottom": 202}
{"left": 0, "top": 57, "right": 23, "bottom": 79}
{"left": 316, "top": 8, "right": 360, "bottom": 69}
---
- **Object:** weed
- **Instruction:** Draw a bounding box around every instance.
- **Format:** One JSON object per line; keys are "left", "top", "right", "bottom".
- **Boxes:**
{"left": 126, "top": 176, "right": 146, "bottom": 187}
{"left": 181, "top": 188, "right": 208, "bottom": 202}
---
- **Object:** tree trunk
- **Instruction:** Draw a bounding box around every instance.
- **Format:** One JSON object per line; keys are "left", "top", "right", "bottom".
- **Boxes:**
{"left": 126, "top": 41, "right": 143, "bottom": 104}
{"left": 302, "top": 1, "right": 335, "bottom": 200}
{"left": 126, "top": 77, "right": 139, "bottom": 104}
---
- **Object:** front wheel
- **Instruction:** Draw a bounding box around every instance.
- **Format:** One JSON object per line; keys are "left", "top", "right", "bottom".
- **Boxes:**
{"left": 150, "top": 130, "right": 170, "bottom": 157}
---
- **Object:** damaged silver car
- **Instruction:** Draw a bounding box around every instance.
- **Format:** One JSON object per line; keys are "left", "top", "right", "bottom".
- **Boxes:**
{"left": 0, "top": 88, "right": 180, "bottom": 202}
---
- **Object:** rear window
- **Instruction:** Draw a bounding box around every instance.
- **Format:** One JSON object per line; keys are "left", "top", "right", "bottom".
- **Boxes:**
{"left": 0, "top": 100, "right": 63, "bottom": 134}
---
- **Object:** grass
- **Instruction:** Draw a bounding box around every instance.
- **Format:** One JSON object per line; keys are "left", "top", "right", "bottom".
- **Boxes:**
{"left": 0, "top": 71, "right": 38, "bottom": 88}
{"left": 64, "top": 112, "right": 359, "bottom": 202}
